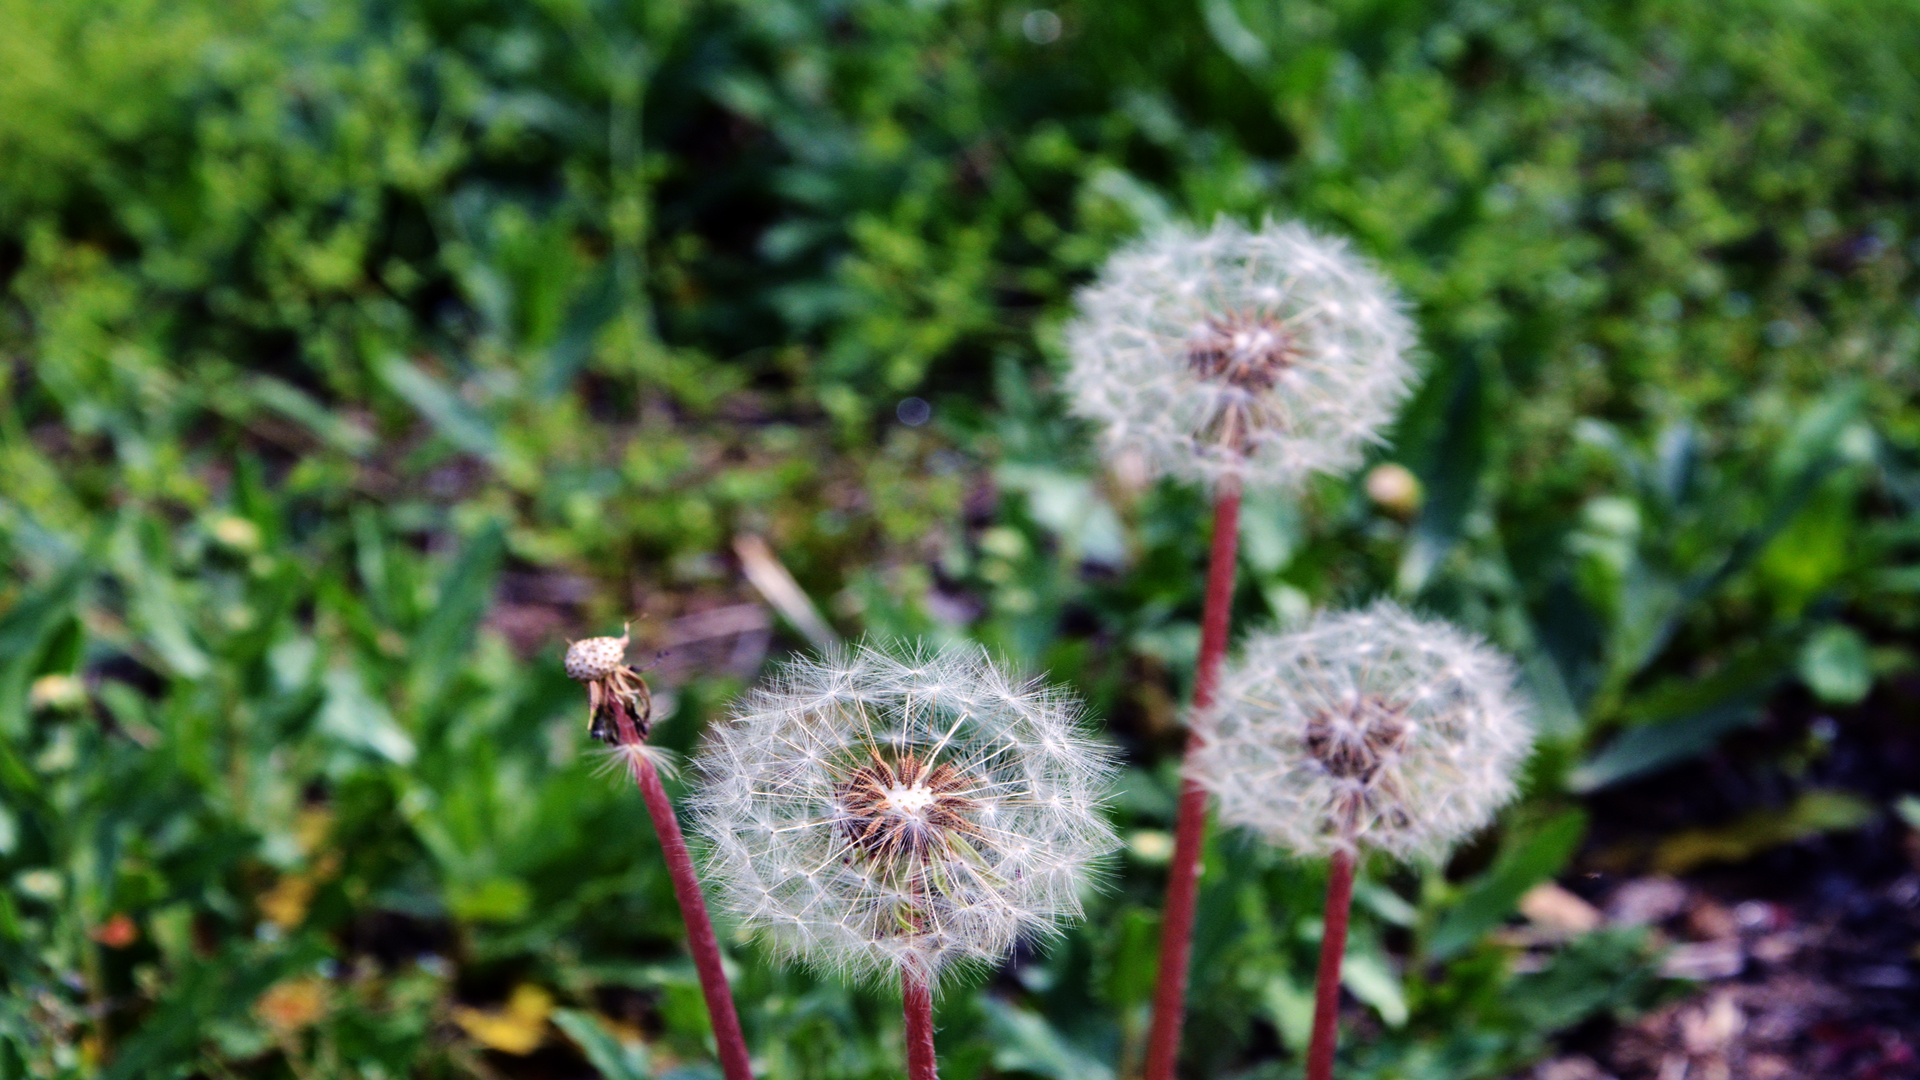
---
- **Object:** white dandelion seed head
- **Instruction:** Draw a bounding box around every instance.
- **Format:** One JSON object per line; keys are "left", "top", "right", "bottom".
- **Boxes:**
{"left": 1191, "top": 602, "right": 1532, "bottom": 862}
{"left": 1064, "top": 217, "right": 1417, "bottom": 491}
{"left": 692, "top": 642, "right": 1119, "bottom": 988}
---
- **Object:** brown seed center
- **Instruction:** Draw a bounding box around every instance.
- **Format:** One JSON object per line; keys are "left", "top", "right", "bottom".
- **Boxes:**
{"left": 1304, "top": 694, "right": 1410, "bottom": 784}
{"left": 1304, "top": 694, "right": 1416, "bottom": 841}
{"left": 834, "top": 752, "right": 982, "bottom": 865}
{"left": 1186, "top": 311, "right": 1298, "bottom": 394}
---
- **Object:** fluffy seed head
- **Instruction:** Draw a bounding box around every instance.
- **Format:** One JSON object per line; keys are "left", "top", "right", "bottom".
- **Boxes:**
{"left": 1191, "top": 602, "right": 1532, "bottom": 862}
{"left": 1064, "top": 218, "right": 1417, "bottom": 490}
{"left": 692, "top": 642, "right": 1119, "bottom": 987}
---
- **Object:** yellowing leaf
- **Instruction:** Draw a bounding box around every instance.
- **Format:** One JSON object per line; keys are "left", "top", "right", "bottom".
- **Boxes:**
{"left": 294, "top": 808, "right": 334, "bottom": 855}
{"left": 1654, "top": 791, "right": 1874, "bottom": 875}
{"left": 255, "top": 976, "right": 329, "bottom": 1033}
{"left": 453, "top": 985, "right": 553, "bottom": 1055}
{"left": 257, "top": 873, "right": 316, "bottom": 930}
{"left": 258, "top": 853, "right": 339, "bottom": 929}
{"left": 28, "top": 673, "right": 85, "bottom": 711}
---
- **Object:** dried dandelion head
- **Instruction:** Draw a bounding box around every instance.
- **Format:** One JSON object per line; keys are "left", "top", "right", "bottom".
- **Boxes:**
{"left": 563, "top": 625, "right": 653, "bottom": 743}
{"left": 692, "top": 642, "right": 1119, "bottom": 987}
{"left": 1065, "top": 218, "right": 1416, "bottom": 491}
{"left": 1191, "top": 602, "right": 1532, "bottom": 862}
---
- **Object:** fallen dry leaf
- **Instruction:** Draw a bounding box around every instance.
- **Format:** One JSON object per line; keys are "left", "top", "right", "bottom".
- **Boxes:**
{"left": 452, "top": 984, "right": 553, "bottom": 1056}
{"left": 1608, "top": 877, "right": 1688, "bottom": 927}
{"left": 1679, "top": 991, "right": 1743, "bottom": 1055}
{"left": 1661, "top": 940, "right": 1743, "bottom": 980}
{"left": 1520, "top": 882, "right": 1603, "bottom": 938}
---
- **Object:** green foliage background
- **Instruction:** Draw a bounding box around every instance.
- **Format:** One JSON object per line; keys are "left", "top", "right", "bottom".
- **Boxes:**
{"left": 2, "top": 0, "right": 1918, "bottom": 1076}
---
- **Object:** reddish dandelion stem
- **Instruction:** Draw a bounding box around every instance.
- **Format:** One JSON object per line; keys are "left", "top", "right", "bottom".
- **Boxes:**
{"left": 1305, "top": 850, "right": 1357, "bottom": 1080}
{"left": 612, "top": 702, "right": 755, "bottom": 1080}
{"left": 903, "top": 972, "right": 939, "bottom": 1080}
{"left": 1143, "top": 482, "right": 1243, "bottom": 1080}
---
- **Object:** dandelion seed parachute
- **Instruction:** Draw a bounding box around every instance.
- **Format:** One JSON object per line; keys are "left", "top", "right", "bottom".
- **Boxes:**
{"left": 692, "top": 643, "right": 1119, "bottom": 987}
{"left": 1064, "top": 217, "right": 1417, "bottom": 491}
{"left": 1191, "top": 602, "right": 1533, "bottom": 862}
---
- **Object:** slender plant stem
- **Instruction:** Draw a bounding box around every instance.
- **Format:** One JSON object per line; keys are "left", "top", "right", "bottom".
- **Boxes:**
{"left": 903, "top": 971, "right": 939, "bottom": 1080}
{"left": 1143, "top": 481, "right": 1243, "bottom": 1080}
{"left": 1305, "top": 850, "right": 1357, "bottom": 1080}
{"left": 611, "top": 702, "right": 754, "bottom": 1080}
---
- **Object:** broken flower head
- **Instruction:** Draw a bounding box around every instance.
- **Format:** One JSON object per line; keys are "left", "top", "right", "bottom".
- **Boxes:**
{"left": 1065, "top": 218, "right": 1416, "bottom": 491}
{"left": 1191, "top": 602, "right": 1532, "bottom": 862}
{"left": 563, "top": 626, "right": 653, "bottom": 743}
{"left": 692, "top": 643, "right": 1118, "bottom": 986}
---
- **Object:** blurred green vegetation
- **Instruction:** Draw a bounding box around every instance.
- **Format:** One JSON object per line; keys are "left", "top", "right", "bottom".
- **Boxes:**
{"left": 2, "top": 0, "right": 1918, "bottom": 1077}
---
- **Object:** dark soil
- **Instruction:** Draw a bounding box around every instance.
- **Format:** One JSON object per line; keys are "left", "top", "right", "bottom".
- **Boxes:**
{"left": 1520, "top": 679, "right": 1920, "bottom": 1080}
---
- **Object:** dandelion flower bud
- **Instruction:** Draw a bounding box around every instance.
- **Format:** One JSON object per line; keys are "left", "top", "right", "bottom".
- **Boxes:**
{"left": 1065, "top": 218, "right": 1417, "bottom": 491}
{"left": 1192, "top": 602, "right": 1532, "bottom": 862}
{"left": 692, "top": 643, "right": 1119, "bottom": 987}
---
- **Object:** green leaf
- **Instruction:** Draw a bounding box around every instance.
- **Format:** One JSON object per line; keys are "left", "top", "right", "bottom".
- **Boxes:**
{"left": 1202, "top": 0, "right": 1271, "bottom": 69}
{"left": 1238, "top": 488, "right": 1304, "bottom": 575}
{"left": 1428, "top": 810, "right": 1587, "bottom": 960}
{"left": 982, "top": 997, "right": 1113, "bottom": 1080}
{"left": 1608, "top": 387, "right": 1866, "bottom": 693}
{"left": 1398, "top": 352, "right": 1488, "bottom": 594}
{"left": 0, "top": 558, "right": 87, "bottom": 738}
{"left": 1354, "top": 881, "right": 1418, "bottom": 927}
{"left": 243, "top": 375, "right": 375, "bottom": 455}
{"left": 1341, "top": 950, "right": 1408, "bottom": 1027}
{"left": 448, "top": 877, "right": 533, "bottom": 924}
{"left": 379, "top": 356, "right": 499, "bottom": 459}
{"left": 1684, "top": 388, "right": 1862, "bottom": 602}
{"left": 99, "top": 940, "right": 327, "bottom": 1080}
{"left": 1079, "top": 166, "right": 1172, "bottom": 231}
{"left": 1767, "top": 382, "right": 1865, "bottom": 488}
{"left": 1093, "top": 906, "right": 1159, "bottom": 1010}
{"left": 996, "top": 464, "right": 1126, "bottom": 567}
{"left": 538, "top": 263, "right": 622, "bottom": 401}
{"left": 113, "top": 519, "right": 210, "bottom": 679}
{"left": 411, "top": 521, "right": 505, "bottom": 704}
{"left": 1259, "top": 969, "right": 1314, "bottom": 1054}
{"left": 1510, "top": 927, "right": 1660, "bottom": 1032}
{"left": 1568, "top": 701, "right": 1763, "bottom": 793}
{"left": 378, "top": 357, "right": 531, "bottom": 483}
{"left": 553, "top": 1009, "right": 653, "bottom": 1080}
{"left": 1798, "top": 624, "right": 1872, "bottom": 705}
{"left": 318, "top": 665, "right": 416, "bottom": 766}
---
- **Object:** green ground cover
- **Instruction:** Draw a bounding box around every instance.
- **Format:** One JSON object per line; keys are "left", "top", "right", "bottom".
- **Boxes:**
{"left": 2, "top": 0, "right": 1918, "bottom": 1076}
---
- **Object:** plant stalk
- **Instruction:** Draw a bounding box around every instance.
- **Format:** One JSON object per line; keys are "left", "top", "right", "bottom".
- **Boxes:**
{"left": 1305, "top": 849, "right": 1357, "bottom": 1080}
{"left": 1143, "top": 481, "right": 1243, "bottom": 1080}
{"left": 903, "top": 971, "right": 939, "bottom": 1080}
{"left": 611, "top": 701, "right": 754, "bottom": 1080}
